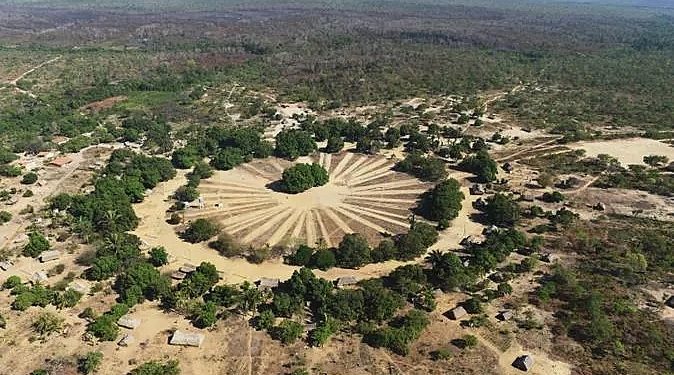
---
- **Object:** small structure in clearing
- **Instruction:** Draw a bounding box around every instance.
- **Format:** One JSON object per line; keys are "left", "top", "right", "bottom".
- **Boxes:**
{"left": 336, "top": 276, "right": 358, "bottom": 288}
{"left": 39, "top": 250, "right": 60, "bottom": 263}
{"left": 170, "top": 330, "right": 205, "bottom": 347}
{"left": 447, "top": 306, "right": 467, "bottom": 320}
{"left": 117, "top": 315, "right": 141, "bottom": 329}
{"left": 497, "top": 311, "right": 513, "bottom": 321}
{"left": 257, "top": 277, "right": 280, "bottom": 291}
{"left": 512, "top": 354, "right": 534, "bottom": 372}
{"left": 49, "top": 156, "right": 72, "bottom": 167}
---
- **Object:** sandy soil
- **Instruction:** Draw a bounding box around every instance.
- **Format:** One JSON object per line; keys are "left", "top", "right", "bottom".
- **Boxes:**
{"left": 189, "top": 152, "right": 429, "bottom": 248}
{"left": 569, "top": 138, "right": 674, "bottom": 166}
{"left": 132, "top": 155, "right": 484, "bottom": 285}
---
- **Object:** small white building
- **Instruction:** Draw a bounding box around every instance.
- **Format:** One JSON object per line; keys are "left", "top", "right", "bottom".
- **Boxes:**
{"left": 170, "top": 330, "right": 205, "bottom": 347}
{"left": 447, "top": 306, "right": 467, "bottom": 320}
{"left": 39, "top": 250, "right": 61, "bottom": 263}
{"left": 117, "top": 315, "right": 141, "bottom": 329}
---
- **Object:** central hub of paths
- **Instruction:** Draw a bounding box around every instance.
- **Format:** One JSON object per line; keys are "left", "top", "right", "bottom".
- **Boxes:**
{"left": 273, "top": 181, "right": 351, "bottom": 209}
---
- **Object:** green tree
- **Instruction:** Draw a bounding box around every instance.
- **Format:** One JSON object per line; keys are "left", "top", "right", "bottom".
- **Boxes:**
{"left": 275, "top": 129, "right": 316, "bottom": 160}
{"left": 309, "top": 248, "right": 336, "bottom": 271}
{"left": 484, "top": 193, "right": 520, "bottom": 227}
{"left": 458, "top": 150, "right": 498, "bottom": 182}
{"left": 148, "top": 247, "right": 169, "bottom": 267}
{"left": 281, "top": 163, "right": 328, "bottom": 193}
{"left": 420, "top": 178, "right": 464, "bottom": 221}
{"left": 174, "top": 185, "right": 199, "bottom": 202}
{"left": 182, "top": 218, "right": 220, "bottom": 243}
{"left": 286, "top": 244, "right": 314, "bottom": 266}
{"left": 210, "top": 148, "right": 244, "bottom": 170}
{"left": 23, "top": 232, "right": 50, "bottom": 258}
{"left": 192, "top": 302, "right": 218, "bottom": 328}
{"left": 270, "top": 320, "right": 303, "bottom": 344}
{"left": 325, "top": 136, "right": 344, "bottom": 153}
{"left": 336, "top": 233, "right": 371, "bottom": 268}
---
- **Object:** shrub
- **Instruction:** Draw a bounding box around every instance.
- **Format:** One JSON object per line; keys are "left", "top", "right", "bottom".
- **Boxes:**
{"left": 0, "top": 210, "right": 11, "bottom": 224}
{"left": 3, "top": 275, "right": 21, "bottom": 289}
{"left": 21, "top": 172, "right": 38, "bottom": 185}
{"left": 182, "top": 219, "right": 220, "bottom": 243}
{"left": 78, "top": 351, "right": 103, "bottom": 374}
{"left": 209, "top": 233, "right": 241, "bottom": 257}
{"left": 32, "top": 311, "right": 64, "bottom": 338}
{"left": 325, "top": 136, "right": 344, "bottom": 153}
{"left": 23, "top": 232, "right": 50, "bottom": 258}
{"left": 270, "top": 320, "right": 303, "bottom": 344}
{"left": 148, "top": 247, "right": 169, "bottom": 266}
{"left": 129, "top": 360, "right": 180, "bottom": 375}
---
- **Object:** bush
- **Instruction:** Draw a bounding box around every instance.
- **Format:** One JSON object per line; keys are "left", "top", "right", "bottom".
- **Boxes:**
{"left": 209, "top": 233, "right": 241, "bottom": 257}
{"left": 541, "top": 191, "right": 565, "bottom": 203}
{"left": 270, "top": 320, "right": 304, "bottom": 344}
{"left": 325, "top": 136, "right": 344, "bottom": 153}
{"left": 3, "top": 275, "right": 21, "bottom": 289}
{"left": 148, "top": 247, "right": 169, "bottom": 266}
{"left": 22, "top": 189, "right": 33, "bottom": 197}
{"left": 461, "top": 334, "right": 479, "bottom": 348}
{"left": 0, "top": 210, "right": 11, "bottom": 224}
{"left": 32, "top": 311, "right": 64, "bottom": 338}
{"left": 281, "top": 163, "right": 329, "bottom": 193}
{"left": 174, "top": 185, "right": 199, "bottom": 202}
{"left": 182, "top": 219, "right": 220, "bottom": 243}
{"left": 129, "top": 360, "right": 180, "bottom": 375}
{"left": 78, "top": 351, "right": 103, "bottom": 374}
{"left": 21, "top": 172, "right": 38, "bottom": 185}
{"left": 23, "top": 232, "right": 50, "bottom": 258}
{"left": 430, "top": 348, "right": 453, "bottom": 361}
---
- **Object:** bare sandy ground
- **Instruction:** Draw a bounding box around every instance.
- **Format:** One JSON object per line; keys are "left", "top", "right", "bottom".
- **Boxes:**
{"left": 132, "top": 163, "right": 483, "bottom": 285}
{"left": 189, "top": 152, "right": 428, "bottom": 248}
{"left": 569, "top": 138, "right": 674, "bottom": 166}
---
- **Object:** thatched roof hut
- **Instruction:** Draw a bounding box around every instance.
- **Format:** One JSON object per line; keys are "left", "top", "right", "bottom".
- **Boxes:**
{"left": 170, "top": 330, "right": 205, "bottom": 347}
{"left": 179, "top": 264, "right": 197, "bottom": 274}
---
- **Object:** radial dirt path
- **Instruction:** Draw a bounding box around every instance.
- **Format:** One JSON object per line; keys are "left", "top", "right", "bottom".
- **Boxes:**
{"left": 132, "top": 160, "right": 485, "bottom": 284}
